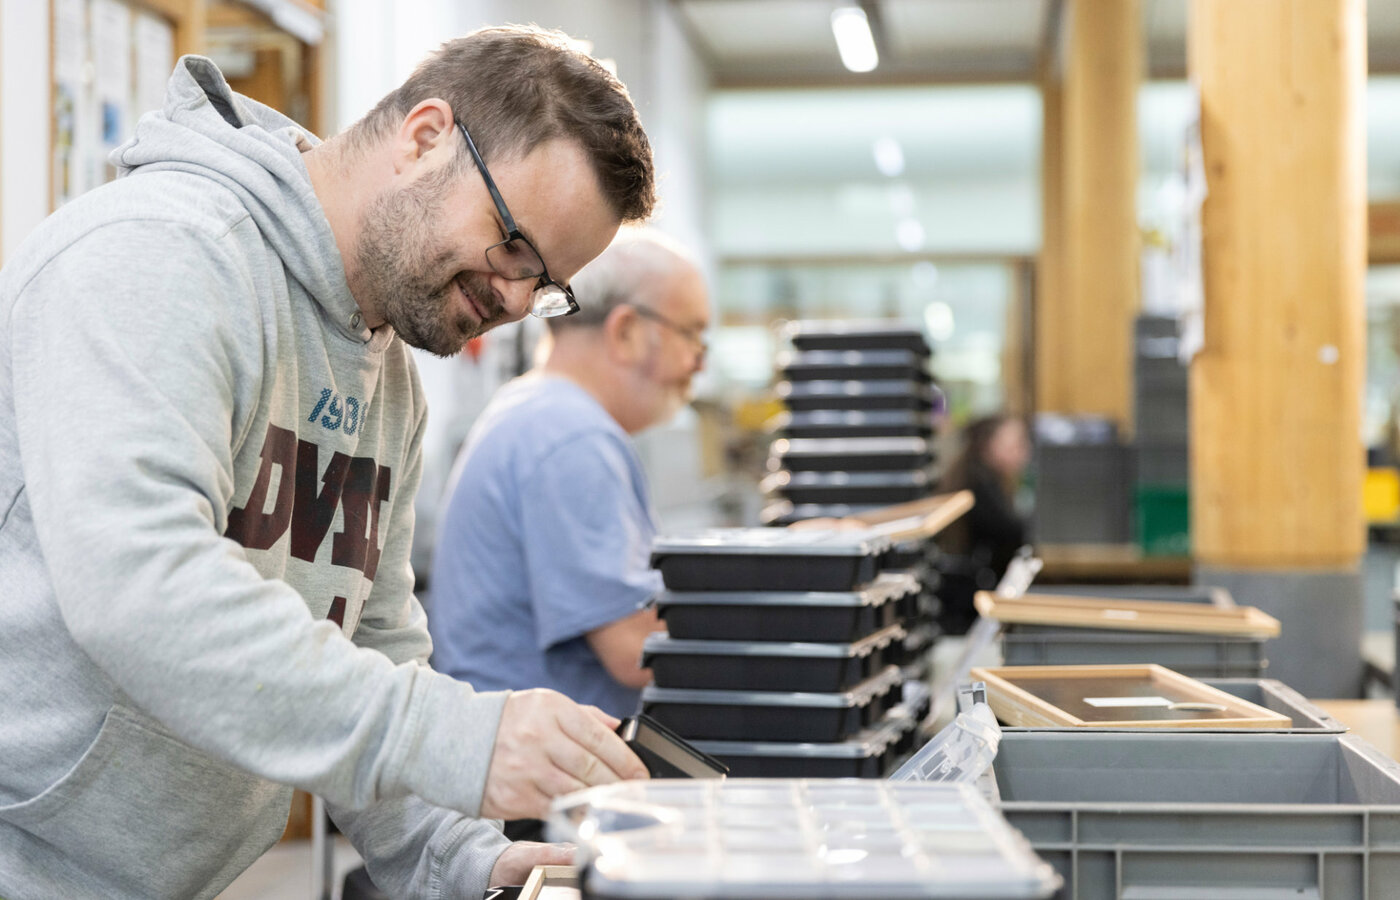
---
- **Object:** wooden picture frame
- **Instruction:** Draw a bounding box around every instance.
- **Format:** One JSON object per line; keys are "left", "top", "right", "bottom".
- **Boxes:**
{"left": 519, "top": 865, "right": 578, "bottom": 900}
{"left": 851, "top": 489, "right": 975, "bottom": 541}
{"left": 969, "top": 663, "right": 1293, "bottom": 729}
{"left": 974, "top": 590, "right": 1281, "bottom": 638}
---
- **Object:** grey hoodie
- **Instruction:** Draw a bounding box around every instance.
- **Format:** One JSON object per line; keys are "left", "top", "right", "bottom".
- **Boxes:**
{"left": 0, "top": 57, "right": 511, "bottom": 898}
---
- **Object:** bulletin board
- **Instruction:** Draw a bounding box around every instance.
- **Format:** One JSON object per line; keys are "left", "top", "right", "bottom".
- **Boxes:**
{"left": 50, "top": 0, "right": 185, "bottom": 211}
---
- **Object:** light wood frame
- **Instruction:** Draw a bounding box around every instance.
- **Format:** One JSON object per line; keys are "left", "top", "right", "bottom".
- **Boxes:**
{"left": 974, "top": 590, "right": 1280, "bottom": 638}
{"left": 970, "top": 663, "right": 1292, "bottom": 729}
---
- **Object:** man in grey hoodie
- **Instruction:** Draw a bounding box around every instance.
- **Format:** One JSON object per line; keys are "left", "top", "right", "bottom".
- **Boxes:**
{"left": 0, "top": 25, "right": 654, "bottom": 900}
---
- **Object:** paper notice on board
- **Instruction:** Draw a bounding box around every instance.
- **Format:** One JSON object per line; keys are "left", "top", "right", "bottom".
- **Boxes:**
{"left": 1082, "top": 696, "right": 1174, "bottom": 709}
{"left": 134, "top": 12, "right": 175, "bottom": 119}
{"left": 53, "top": 0, "right": 89, "bottom": 207}
{"left": 91, "top": 0, "right": 133, "bottom": 183}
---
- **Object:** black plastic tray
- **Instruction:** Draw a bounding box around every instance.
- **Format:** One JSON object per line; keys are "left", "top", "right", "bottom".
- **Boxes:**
{"left": 691, "top": 706, "right": 916, "bottom": 778}
{"left": 654, "top": 572, "right": 918, "bottom": 642}
{"left": 615, "top": 714, "right": 729, "bottom": 778}
{"left": 643, "top": 624, "right": 906, "bottom": 692}
{"left": 651, "top": 528, "right": 890, "bottom": 592}
{"left": 778, "top": 379, "right": 937, "bottom": 411}
{"left": 777, "top": 348, "right": 931, "bottom": 382}
{"left": 767, "top": 436, "right": 934, "bottom": 473}
{"left": 775, "top": 408, "right": 935, "bottom": 439}
{"left": 762, "top": 469, "right": 933, "bottom": 505}
{"left": 783, "top": 321, "right": 932, "bottom": 354}
{"left": 639, "top": 667, "right": 903, "bottom": 742}
{"left": 758, "top": 499, "right": 882, "bottom": 526}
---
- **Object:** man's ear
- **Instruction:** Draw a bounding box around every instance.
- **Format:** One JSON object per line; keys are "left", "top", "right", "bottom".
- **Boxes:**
{"left": 602, "top": 304, "right": 646, "bottom": 363}
{"left": 390, "top": 99, "right": 456, "bottom": 176}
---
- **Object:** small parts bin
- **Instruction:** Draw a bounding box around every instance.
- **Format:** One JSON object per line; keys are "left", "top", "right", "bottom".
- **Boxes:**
{"left": 761, "top": 468, "right": 933, "bottom": 505}
{"left": 775, "top": 408, "right": 934, "bottom": 439}
{"left": 782, "top": 320, "right": 933, "bottom": 354}
{"left": 777, "top": 347, "right": 932, "bottom": 382}
{"left": 640, "top": 666, "right": 903, "bottom": 742}
{"left": 654, "top": 571, "right": 917, "bottom": 642}
{"left": 767, "top": 436, "right": 934, "bottom": 472}
{"left": 777, "top": 378, "right": 938, "bottom": 411}
{"left": 651, "top": 527, "right": 890, "bottom": 592}
{"left": 642, "top": 624, "right": 906, "bottom": 692}
{"left": 692, "top": 704, "right": 916, "bottom": 778}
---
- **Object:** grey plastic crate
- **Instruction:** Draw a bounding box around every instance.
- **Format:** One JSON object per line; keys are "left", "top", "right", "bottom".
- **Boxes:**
{"left": 1132, "top": 442, "right": 1188, "bottom": 486}
{"left": 1032, "top": 444, "right": 1133, "bottom": 544}
{"left": 999, "top": 623, "right": 1266, "bottom": 678}
{"left": 1001, "top": 678, "right": 1345, "bottom": 734}
{"left": 992, "top": 731, "right": 1400, "bottom": 899}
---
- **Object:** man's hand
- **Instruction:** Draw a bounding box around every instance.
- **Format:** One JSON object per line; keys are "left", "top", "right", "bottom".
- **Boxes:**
{"left": 481, "top": 689, "right": 649, "bottom": 820}
{"left": 488, "top": 841, "right": 575, "bottom": 888}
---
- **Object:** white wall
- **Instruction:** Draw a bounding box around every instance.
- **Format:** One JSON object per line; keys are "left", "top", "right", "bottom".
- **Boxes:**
{"left": 1, "top": 0, "right": 51, "bottom": 262}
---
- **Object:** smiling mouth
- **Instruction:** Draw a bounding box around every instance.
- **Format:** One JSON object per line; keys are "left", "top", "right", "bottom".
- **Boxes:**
{"left": 456, "top": 277, "right": 487, "bottom": 322}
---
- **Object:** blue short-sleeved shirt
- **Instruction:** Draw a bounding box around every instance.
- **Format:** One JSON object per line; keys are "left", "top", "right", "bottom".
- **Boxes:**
{"left": 427, "top": 373, "right": 662, "bottom": 717}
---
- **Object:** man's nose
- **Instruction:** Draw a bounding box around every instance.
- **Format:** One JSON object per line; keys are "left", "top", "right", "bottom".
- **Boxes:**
{"left": 496, "top": 277, "right": 535, "bottom": 319}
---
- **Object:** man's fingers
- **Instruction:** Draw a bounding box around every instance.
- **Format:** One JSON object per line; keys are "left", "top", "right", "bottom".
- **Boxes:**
{"left": 584, "top": 704, "right": 621, "bottom": 730}
{"left": 488, "top": 842, "right": 576, "bottom": 888}
{"left": 555, "top": 702, "right": 648, "bottom": 781}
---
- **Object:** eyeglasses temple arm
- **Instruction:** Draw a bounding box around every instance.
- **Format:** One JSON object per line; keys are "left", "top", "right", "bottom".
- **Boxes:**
{"left": 456, "top": 121, "right": 520, "bottom": 235}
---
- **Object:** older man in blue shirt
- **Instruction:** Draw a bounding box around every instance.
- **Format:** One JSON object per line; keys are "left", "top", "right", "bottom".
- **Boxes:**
{"left": 428, "top": 230, "right": 709, "bottom": 718}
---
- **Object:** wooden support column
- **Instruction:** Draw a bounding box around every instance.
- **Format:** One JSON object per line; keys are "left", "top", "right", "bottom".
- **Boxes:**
{"left": 1044, "top": 0, "right": 1140, "bottom": 428}
{"left": 1035, "top": 74, "right": 1067, "bottom": 412}
{"left": 1189, "top": 0, "right": 1366, "bottom": 569}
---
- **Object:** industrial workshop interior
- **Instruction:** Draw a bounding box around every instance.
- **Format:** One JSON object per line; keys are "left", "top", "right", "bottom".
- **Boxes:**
{"left": 8, "top": 0, "right": 1400, "bottom": 897}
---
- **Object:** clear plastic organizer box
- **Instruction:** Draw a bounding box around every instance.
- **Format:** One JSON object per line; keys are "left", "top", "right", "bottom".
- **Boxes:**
{"left": 546, "top": 779, "right": 1059, "bottom": 899}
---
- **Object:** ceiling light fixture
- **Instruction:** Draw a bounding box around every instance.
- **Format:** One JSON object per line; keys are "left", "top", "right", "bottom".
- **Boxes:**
{"left": 872, "top": 136, "right": 904, "bottom": 177}
{"left": 831, "top": 5, "right": 878, "bottom": 73}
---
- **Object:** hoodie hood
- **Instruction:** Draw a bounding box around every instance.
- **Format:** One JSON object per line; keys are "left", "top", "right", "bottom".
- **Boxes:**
{"left": 110, "top": 55, "right": 360, "bottom": 336}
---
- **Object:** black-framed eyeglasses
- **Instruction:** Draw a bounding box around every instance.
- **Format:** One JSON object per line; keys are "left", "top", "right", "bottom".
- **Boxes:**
{"left": 627, "top": 303, "right": 708, "bottom": 357}
{"left": 455, "top": 120, "right": 579, "bottom": 318}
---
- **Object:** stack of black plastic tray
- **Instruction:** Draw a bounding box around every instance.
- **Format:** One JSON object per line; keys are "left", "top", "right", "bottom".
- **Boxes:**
{"left": 643, "top": 528, "right": 927, "bottom": 777}
{"left": 763, "top": 322, "right": 940, "bottom": 524}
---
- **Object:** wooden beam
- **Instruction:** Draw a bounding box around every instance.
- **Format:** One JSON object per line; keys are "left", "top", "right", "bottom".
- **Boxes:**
{"left": 1189, "top": 0, "right": 1367, "bottom": 568}
{"left": 1056, "top": 0, "right": 1141, "bottom": 428}
{"left": 1371, "top": 200, "right": 1400, "bottom": 264}
{"left": 1035, "top": 75, "right": 1066, "bottom": 412}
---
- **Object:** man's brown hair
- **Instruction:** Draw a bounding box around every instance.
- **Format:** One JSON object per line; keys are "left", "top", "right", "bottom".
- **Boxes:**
{"left": 351, "top": 24, "right": 655, "bottom": 223}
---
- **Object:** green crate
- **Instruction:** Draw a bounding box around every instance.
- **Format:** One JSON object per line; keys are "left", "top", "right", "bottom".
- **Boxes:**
{"left": 1135, "top": 484, "right": 1189, "bottom": 556}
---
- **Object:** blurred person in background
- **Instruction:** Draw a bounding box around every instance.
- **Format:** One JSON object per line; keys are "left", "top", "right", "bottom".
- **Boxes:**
{"left": 428, "top": 229, "right": 709, "bottom": 724}
{"left": 936, "top": 414, "right": 1032, "bottom": 634}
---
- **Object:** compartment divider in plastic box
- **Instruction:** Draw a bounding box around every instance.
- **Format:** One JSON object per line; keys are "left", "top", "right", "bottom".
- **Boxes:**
{"left": 643, "top": 624, "right": 907, "bottom": 692}
{"left": 640, "top": 666, "right": 904, "bottom": 742}
{"left": 654, "top": 571, "right": 918, "bottom": 642}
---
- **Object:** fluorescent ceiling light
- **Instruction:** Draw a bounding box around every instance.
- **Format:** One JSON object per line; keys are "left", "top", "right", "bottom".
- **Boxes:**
{"left": 896, "top": 218, "right": 926, "bottom": 252}
{"left": 831, "top": 6, "right": 878, "bottom": 73}
{"left": 872, "top": 136, "right": 904, "bottom": 177}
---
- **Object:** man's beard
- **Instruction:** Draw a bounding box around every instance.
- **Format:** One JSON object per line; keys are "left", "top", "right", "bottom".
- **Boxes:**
{"left": 352, "top": 174, "right": 507, "bottom": 357}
